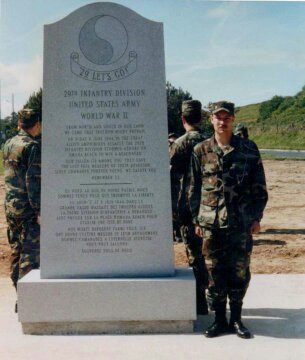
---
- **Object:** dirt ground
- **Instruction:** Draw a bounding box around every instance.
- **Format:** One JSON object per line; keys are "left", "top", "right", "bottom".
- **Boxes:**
{"left": 175, "top": 160, "right": 305, "bottom": 274}
{"left": 0, "top": 160, "right": 304, "bottom": 278}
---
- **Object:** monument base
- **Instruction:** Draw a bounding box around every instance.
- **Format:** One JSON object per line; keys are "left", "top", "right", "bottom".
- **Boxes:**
{"left": 18, "top": 268, "right": 196, "bottom": 335}
{"left": 22, "top": 320, "right": 193, "bottom": 335}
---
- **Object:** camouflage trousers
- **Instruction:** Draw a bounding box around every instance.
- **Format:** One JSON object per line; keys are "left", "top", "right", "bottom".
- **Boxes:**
{"left": 6, "top": 215, "right": 40, "bottom": 288}
{"left": 172, "top": 220, "right": 182, "bottom": 242}
{"left": 180, "top": 223, "right": 209, "bottom": 296}
{"left": 203, "top": 228, "right": 252, "bottom": 309}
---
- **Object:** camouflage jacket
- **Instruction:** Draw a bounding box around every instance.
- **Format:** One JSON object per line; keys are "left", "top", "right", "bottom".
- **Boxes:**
{"left": 3, "top": 130, "right": 41, "bottom": 218}
{"left": 187, "top": 135, "right": 268, "bottom": 230}
{"left": 170, "top": 130, "right": 206, "bottom": 224}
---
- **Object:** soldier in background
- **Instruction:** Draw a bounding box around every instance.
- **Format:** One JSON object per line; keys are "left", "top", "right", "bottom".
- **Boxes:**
{"left": 234, "top": 123, "right": 249, "bottom": 139}
{"left": 169, "top": 132, "right": 183, "bottom": 243}
{"left": 170, "top": 100, "right": 209, "bottom": 315}
{"left": 187, "top": 101, "right": 268, "bottom": 338}
{"left": 3, "top": 109, "right": 41, "bottom": 309}
{"left": 168, "top": 132, "right": 177, "bottom": 148}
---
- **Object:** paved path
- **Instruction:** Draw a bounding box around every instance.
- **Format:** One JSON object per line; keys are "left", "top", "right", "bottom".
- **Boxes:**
{"left": 0, "top": 275, "right": 304, "bottom": 360}
{"left": 260, "top": 148, "right": 305, "bottom": 159}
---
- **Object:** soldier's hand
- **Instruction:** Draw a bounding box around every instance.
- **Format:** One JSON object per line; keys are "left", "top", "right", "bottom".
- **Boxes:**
{"left": 37, "top": 216, "right": 41, "bottom": 225}
{"left": 195, "top": 225, "right": 203, "bottom": 237}
{"left": 250, "top": 220, "right": 260, "bottom": 234}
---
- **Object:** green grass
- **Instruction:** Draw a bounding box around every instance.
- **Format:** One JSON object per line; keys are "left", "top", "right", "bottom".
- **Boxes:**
{"left": 249, "top": 129, "right": 305, "bottom": 150}
{"left": 235, "top": 103, "right": 260, "bottom": 123}
{"left": 235, "top": 101, "right": 305, "bottom": 149}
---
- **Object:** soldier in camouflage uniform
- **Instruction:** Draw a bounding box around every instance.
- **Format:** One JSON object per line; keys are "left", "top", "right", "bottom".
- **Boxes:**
{"left": 169, "top": 133, "right": 182, "bottom": 243}
{"left": 234, "top": 123, "right": 249, "bottom": 139}
{"left": 170, "top": 100, "right": 209, "bottom": 315}
{"left": 3, "top": 109, "right": 41, "bottom": 297}
{"left": 187, "top": 101, "right": 268, "bottom": 338}
{"left": 168, "top": 132, "right": 177, "bottom": 148}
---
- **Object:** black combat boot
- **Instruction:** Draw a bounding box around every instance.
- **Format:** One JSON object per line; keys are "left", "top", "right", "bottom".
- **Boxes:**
{"left": 229, "top": 302, "right": 251, "bottom": 339}
{"left": 204, "top": 302, "right": 229, "bottom": 337}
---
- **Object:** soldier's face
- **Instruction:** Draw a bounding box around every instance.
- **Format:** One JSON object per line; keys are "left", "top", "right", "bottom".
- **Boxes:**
{"left": 37, "top": 122, "right": 42, "bottom": 136}
{"left": 211, "top": 110, "right": 235, "bottom": 135}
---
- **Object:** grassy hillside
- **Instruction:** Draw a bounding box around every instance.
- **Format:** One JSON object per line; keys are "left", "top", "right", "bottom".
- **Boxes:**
{"left": 234, "top": 87, "right": 305, "bottom": 150}
{"left": 248, "top": 127, "right": 305, "bottom": 150}
{"left": 235, "top": 103, "right": 260, "bottom": 123}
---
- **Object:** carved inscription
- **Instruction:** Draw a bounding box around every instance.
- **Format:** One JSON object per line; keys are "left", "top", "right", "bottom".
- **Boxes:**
{"left": 53, "top": 87, "right": 158, "bottom": 255}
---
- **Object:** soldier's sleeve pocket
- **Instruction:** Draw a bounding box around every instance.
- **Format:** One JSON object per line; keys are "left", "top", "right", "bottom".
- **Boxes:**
{"left": 203, "top": 162, "right": 218, "bottom": 174}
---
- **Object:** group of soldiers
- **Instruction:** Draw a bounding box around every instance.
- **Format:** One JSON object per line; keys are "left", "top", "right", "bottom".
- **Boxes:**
{"left": 3, "top": 101, "right": 268, "bottom": 339}
{"left": 169, "top": 100, "right": 268, "bottom": 338}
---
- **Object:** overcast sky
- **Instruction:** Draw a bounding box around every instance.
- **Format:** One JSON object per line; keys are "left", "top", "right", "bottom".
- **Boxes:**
{"left": 1, "top": 0, "right": 305, "bottom": 117}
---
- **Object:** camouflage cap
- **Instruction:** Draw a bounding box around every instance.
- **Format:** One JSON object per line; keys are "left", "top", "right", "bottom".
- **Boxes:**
{"left": 212, "top": 101, "right": 235, "bottom": 115}
{"left": 181, "top": 100, "right": 202, "bottom": 117}
{"left": 18, "top": 108, "right": 40, "bottom": 126}
{"left": 168, "top": 132, "right": 177, "bottom": 139}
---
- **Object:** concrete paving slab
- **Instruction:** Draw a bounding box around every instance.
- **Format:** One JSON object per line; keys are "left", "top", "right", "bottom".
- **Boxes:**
{"left": 0, "top": 275, "right": 304, "bottom": 360}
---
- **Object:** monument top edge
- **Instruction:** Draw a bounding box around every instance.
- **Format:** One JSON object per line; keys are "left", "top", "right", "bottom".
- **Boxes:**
{"left": 44, "top": 2, "right": 163, "bottom": 28}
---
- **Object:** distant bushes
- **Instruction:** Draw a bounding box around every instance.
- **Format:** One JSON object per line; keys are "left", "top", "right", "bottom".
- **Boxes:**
{"left": 258, "top": 95, "right": 285, "bottom": 121}
{"left": 258, "top": 86, "right": 305, "bottom": 127}
{"left": 236, "top": 85, "right": 305, "bottom": 149}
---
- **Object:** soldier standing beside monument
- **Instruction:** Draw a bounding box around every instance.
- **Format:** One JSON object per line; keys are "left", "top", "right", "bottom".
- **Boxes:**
{"left": 3, "top": 109, "right": 41, "bottom": 301}
{"left": 169, "top": 132, "right": 183, "bottom": 243}
{"left": 187, "top": 101, "right": 268, "bottom": 337}
{"left": 170, "top": 100, "right": 209, "bottom": 315}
